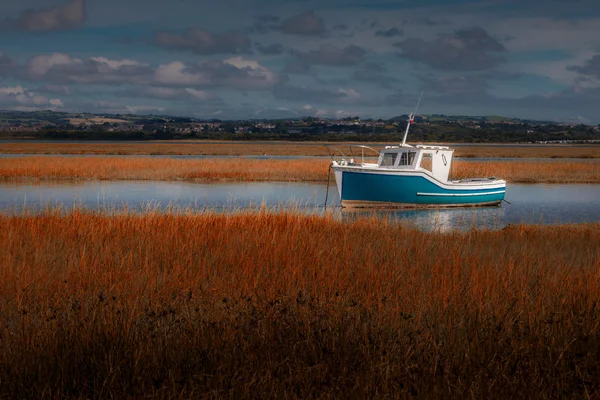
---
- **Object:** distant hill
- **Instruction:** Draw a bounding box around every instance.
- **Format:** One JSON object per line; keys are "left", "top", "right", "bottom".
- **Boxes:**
{"left": 0, "top": 109, "right": 565, "bottom": 126}
{"left": 390, "top": 114, "right": 556, "bottom": 125}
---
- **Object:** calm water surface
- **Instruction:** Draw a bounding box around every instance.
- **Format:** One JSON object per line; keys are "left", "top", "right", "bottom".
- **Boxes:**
{"left": 1, "top": 181, "right": 599, "bottom": 231}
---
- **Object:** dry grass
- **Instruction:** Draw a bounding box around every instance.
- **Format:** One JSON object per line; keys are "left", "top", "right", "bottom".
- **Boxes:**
{"left": 0, "top": 157, "right": 326, "bottom": 182}
{"left": 453, "top": 144, "right": 600, "bottom": 159}
{"left": 452, "top": 160, "right": 600, "bottom": 183}
{"left": 0, "top": 209, "right": 599, "bottom": 398}
{"left": 1, "top": 156, "right": 599, "bottom": 183}
{"left": 1, "top": 141, "right": 599, "bottom": 158}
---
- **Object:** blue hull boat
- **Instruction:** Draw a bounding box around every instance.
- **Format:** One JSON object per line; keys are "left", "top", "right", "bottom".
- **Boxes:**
{"left": 328, "top": 102, "right": 506, "bottom": 208}
{"left": 332, "top": 166, "right": 506, "bottom": 208}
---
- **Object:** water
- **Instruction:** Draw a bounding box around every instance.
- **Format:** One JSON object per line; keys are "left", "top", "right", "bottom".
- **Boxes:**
{"left": 1, "top": 181, "right": 599, "bottom": 231}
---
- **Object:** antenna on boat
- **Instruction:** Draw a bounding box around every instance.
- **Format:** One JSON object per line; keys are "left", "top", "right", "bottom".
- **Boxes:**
{"left": 401, "top": 91, "right": 423, "bottom": 147}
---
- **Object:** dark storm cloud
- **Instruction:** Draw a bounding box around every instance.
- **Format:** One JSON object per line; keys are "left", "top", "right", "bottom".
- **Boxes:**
{"left": 294, "top": 44, "right": 367, "bottom": 66}
{"left": 568, "top": 54, "right": 600, "bottom": 79}
{"left": 375, "top": 27, "right": 403, "bottom": 38}
{"left": 3, "top": 0, "right": 85, "bottom": 32}
{"left": 280, "top": 11, "right": 326, "bottom": 36}
{"left": 25, "top": 54, "right": 154, "bottom": 85}
{"left": 154, "top": 28, "right": 252, "bottom": 55}
{"left": 351, "top": 62, "right": 399, "bottom": 88}
{"left": 395, "top": 27, "right": 507, "bottom": 71}
{"left": 255, "top": 43, "right": 285, "bottom": 55}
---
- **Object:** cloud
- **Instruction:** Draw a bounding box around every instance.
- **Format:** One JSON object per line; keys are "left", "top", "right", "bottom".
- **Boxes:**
{"left": 568, "top": 54, "right": 600, "bottom": 79}
{"left": 0, "top": 52, "right": 16, "bottom": 75}
{"left": 124, "top": 105, "right": 167, "bottom": 114}
{"left": 419, "top": 74, "right": 489, "bottom": 96}
{"left": 273, "top": 84, "right": 384, "bottom": 107}
{"left": 395, "top": 27, "right": 506, "bottom": 71}
{"left": 25, "top": 53, "right": 153, "bottom": 84}
{"left": 0, "top": 85, "right": 62, "bottom": 110}
{"left": 4, "top": 0, "right": 85, "bottom": 32}
{"left": 77, "top": 100, "right": 166, "bottom": 115}
{"left": 402, "top": 17, "right": 451, "bottom": 26}
{"left": 375, "top": 27, "right": 403, "bottom": 38}
{"left": 351, "top": 62, "right": 399, "bottom": 88}
{"left": 37, "top": 84, "right": 71, "bottom": 95}
{"left": 283, "top": 61, "right": 312, "bottom": 74}
{"left": 251, "top": 15, "right": 280, "bottom": 34}
{"left": 154, "top": 28, "right": 252, "bottom": 55}
{"left": 255, "top": 43, "right": 285, "bottom": 55}
{"left": 294, "top": 44, "right": 367, "bottom": 66}
{"left": 273, "top": 85, "right": 356, "bottom": 104}
{"left": 280, "top": 11, "right": 326, "bottom": 36}
{"left": 125, "top": 86, "right": 221, "bottom": 103}
{"left": 154, "top": 57, "right": 281, "bottom": 90}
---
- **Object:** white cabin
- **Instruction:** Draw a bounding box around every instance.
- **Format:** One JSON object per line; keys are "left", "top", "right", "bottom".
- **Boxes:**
{"left": 376, "top": 145, "right": 454, "bottom": 183}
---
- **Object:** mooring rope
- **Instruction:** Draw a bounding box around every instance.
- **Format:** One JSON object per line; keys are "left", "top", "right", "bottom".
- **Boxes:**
{"left": 324, "top": 164, "right": 332, "bottom": 210}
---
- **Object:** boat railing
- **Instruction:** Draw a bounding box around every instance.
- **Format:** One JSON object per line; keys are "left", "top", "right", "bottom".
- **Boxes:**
{"left": 324, "top": 144, "right": 380, "bottom": 165}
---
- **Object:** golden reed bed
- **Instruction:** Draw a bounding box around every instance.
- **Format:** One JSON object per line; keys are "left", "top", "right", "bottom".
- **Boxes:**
{"left": 1, "top": 141, "right": 600, "bottom": 158}
{"left": 1, "top": 156, "right": 599, "bottom": 183}
{"left": 1, "top": 210, "right": 599, "bottom": 397}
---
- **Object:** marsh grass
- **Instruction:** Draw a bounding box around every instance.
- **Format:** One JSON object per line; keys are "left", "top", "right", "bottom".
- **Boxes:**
{"left": 451, "top": 160, "right": 600, "bottom": 183}
{"left": 2, "top": 141, "right": 599, "bottom": 158}
{"left": 1, "top": 209, "right": 600, "bottom": 398}
{"left": 1, "top": 156, "right": 599, "bottom": 183}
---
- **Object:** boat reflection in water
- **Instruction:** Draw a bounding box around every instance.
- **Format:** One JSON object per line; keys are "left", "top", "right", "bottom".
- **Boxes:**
{"left": 339, "top": 206, "right": 506, "bottom": 232}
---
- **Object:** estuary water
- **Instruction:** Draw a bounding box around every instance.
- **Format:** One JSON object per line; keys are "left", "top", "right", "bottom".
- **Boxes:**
{"left": 1, "top": 181, "right": 599, "bottom": 231}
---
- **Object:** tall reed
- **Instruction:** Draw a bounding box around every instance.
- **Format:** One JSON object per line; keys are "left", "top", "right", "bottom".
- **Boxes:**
{"left": 2, "top": 141, "right": 599, "bottom": 158}
{"left": 1, "top": 156, "right": 599, "bottom": 183}
{"left": 0, "top": 209, "right": 599, "bottom": 398}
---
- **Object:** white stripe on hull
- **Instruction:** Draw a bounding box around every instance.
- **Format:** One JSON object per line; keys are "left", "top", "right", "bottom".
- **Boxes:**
{"left": 416, "top": 190, "right": 506, "bottom": 197}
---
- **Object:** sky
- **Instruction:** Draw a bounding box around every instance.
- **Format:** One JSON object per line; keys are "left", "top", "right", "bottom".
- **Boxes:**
{"left": 1, "top": 0, "right": 600, "bottom": 123}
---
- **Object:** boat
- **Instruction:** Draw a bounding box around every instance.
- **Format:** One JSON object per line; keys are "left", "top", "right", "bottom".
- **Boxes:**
{"left": 327, "top": 103, "right": 506, "bottom": 209}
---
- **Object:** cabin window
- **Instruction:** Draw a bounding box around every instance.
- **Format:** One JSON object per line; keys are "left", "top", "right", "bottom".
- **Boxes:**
{"left": 380, "top": 153, "right": 398, "bottom": 167}
{"left": 399, "top": 151, "right": 417, "bottom": 166}
{"left": 420, "top": 153, "right": 433, "bottom": 172}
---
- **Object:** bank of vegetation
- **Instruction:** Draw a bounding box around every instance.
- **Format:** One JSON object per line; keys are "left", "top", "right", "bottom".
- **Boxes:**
{"left": 1, "top": 141, "right": 600, "bottom": 158}
{"left": 2, "top": 121, "right": 600, "bottom": 143}
{"left": 1, "top": 156, "right": 599, "bottom": 184}
{"left": 1, "top": 210, "right": 599, "bottom": 398}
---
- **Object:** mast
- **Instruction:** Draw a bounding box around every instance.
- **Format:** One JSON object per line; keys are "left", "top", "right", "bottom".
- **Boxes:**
{"left": 401, "top": 91, "right": 423, "bottom": 147}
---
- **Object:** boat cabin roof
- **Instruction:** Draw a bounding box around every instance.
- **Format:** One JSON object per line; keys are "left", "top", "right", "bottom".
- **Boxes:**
{"left": 377, "top": 144, "right": 455, "bottom": 182}
{"left": 383, "top": 144, "right": 451, "bottom": 151}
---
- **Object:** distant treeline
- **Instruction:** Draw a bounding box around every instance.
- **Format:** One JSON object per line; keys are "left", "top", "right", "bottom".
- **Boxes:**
{"left": 2, "top": 122, "right": 600, "bottom": 143}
